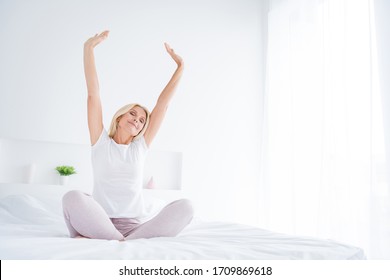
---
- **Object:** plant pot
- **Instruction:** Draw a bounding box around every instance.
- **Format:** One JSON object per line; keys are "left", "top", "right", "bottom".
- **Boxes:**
{"left": 59, "top": 176, "right": 69, "bottom": 186}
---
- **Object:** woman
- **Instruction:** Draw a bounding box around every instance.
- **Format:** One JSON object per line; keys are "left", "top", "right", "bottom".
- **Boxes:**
{"left": 62, "top": 31, "right": 193, "bottom": 241}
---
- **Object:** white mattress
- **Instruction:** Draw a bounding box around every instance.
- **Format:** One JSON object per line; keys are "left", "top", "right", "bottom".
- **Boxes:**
{"left": 0, "top": 183, "right": 365, "bottom": 260}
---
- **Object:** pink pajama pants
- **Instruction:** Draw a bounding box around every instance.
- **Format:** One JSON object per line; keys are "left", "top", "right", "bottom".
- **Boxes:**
{"left": 62, "top": 190, "right": 194, "bottom": 240}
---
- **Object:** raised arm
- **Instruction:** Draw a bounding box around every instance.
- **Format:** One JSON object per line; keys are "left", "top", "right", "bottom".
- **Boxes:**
{"left": 144, "top": 43, "right": 184, "bottom": 146}
{"left": 84, "top": 30, "right": 109, "bottom": 145}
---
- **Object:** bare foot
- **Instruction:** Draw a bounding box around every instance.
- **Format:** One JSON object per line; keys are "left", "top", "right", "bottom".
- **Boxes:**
{"left": 74, "top": 235, "right": 89, "bottom": 239}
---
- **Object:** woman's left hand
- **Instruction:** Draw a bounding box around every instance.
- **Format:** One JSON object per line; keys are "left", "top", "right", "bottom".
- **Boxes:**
{"left": 164, "top": 43, "right": 183, "bottom": 68}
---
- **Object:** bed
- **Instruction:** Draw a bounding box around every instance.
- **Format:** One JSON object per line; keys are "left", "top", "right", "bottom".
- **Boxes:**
{"left": 0, "top": 137, "right": 365, "bottom": 259}
{"left": 0, "top": 183, "right": 365, "bottom": 260}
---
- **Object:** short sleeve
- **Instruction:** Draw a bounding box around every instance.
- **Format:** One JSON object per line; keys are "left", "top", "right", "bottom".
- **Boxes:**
{"left": 135, "top": 136, "right": 149, "bottom": 154}
{"left": 91, "top": 128, "right": 110, "bottom": 149}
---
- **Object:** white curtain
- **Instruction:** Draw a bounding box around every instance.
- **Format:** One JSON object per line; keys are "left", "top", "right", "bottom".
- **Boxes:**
{"left": 260, "top": 0, "right": 390, "bottom": 259}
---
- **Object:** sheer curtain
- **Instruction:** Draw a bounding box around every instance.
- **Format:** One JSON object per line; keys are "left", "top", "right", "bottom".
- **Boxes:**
{"left": 260, "top": 0, "right": 390, "bottom": 259}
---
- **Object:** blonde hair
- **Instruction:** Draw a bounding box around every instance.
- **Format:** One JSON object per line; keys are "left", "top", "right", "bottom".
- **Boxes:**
{"left": 108, "top": 103, "right": 150, "bottom": 141}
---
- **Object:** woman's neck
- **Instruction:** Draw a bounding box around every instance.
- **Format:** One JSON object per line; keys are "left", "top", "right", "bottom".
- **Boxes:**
{"left": 113, "top": 132, "right": 134, "bottom": 145}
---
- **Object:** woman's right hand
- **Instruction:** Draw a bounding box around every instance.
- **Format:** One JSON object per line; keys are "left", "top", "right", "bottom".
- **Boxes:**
{"left": 84, "top": 30, "right": 110, "bottom": 49}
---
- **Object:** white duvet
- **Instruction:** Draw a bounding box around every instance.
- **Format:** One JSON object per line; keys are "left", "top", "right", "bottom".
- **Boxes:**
{"left": 0, "top": 185, "right": 365, "bottom": 260}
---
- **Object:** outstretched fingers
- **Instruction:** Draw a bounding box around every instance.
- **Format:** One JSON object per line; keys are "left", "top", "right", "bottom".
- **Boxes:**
{"left": 164, "top": 42, "right": 173, "bottom": 53}
{"left": 99, "top": 30, "right": 110, "bottom": 38}
{"left": 85, "top": 30, "right": 110, "bottom": 48}
{"left": 164, "top": 42, "right": 183, "bottom": 67}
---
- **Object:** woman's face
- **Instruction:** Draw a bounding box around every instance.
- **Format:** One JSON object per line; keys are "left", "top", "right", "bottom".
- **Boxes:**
{"left": 117, "top": 106, "right": 147, "bottom": 136}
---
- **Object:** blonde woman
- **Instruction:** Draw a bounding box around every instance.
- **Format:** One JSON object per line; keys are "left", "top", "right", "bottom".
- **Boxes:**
{"left": 62, "top": 31, "right": 193, "bottom": 240}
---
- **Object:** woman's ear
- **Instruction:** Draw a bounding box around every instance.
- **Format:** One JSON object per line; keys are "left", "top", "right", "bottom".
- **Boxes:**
{"left": 116, "top": 117, "right": 121, "bottom": 127}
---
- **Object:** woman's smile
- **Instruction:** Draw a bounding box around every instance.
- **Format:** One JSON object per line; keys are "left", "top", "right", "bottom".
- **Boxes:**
{"left": 127, "top": 121, "right": 138, "bottom": 129}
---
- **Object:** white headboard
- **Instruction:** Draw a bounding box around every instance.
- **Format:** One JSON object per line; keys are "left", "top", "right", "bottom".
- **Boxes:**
{"left": 0, "top": 137, "right": 182, "bottom": 193}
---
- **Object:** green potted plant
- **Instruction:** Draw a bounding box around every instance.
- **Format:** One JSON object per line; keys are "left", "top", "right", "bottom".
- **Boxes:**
{"left": 55, "top": 165, "right": 76, "bottom": 185}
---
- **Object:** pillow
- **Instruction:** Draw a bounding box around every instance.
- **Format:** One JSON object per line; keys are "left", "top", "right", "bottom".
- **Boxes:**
{"left": 0, "top": 194, "right": 62, "bottom": 224}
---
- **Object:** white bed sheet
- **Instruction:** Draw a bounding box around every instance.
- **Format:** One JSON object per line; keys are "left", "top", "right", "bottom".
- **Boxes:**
{"left": 0, "top": 184, "right": 365, "bottom": 260}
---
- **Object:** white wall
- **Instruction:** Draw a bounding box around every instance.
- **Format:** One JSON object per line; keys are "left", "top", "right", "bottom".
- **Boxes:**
{"left": 0, "top": 0, "right": 265, "bottom": 225}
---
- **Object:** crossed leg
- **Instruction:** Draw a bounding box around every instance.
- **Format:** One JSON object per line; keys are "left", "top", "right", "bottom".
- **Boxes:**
{"left": 62, "top": 190, "right": 194, "bottom": 240}
{"left": 62, "top": 190, "right": 124, "bottom": 240}
{"left": 125, "top": 199, "right": 194, "bottom": 240}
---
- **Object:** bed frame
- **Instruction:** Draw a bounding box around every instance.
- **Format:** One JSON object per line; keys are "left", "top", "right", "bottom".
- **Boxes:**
{"left": 0, "top": 137, "right": 183, "bottom": 193}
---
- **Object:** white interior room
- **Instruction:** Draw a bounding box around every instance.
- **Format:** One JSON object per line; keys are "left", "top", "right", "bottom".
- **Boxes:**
{"left": 1, "top": 0, "right": 389, "bottom": 260}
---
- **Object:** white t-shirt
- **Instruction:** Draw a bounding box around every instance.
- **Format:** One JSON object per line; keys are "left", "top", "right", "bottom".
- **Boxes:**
{"left": 91, "top": 129, "right": 149, "bottom": 220}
